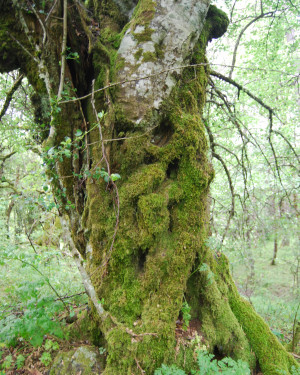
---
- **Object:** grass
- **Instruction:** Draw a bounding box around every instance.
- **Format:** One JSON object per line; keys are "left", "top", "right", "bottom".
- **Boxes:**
{"left": 226, "top": 237, "right": 299, "bottom": 346}
{"left": 0, "top": 228, "right": 298, "bottom": 373}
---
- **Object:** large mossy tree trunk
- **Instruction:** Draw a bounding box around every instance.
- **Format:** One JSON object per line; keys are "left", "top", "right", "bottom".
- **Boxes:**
{"left": 0, "top": 0, "right": 298, "bottom": 374}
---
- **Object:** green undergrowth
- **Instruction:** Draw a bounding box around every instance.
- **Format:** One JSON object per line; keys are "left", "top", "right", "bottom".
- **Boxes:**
{"left": 154, "top": 350, "right": 251, "bottom": 375}
{"left": 0, "top": 240, "right": 87, "bottom": 347}
{"left": 226, "top": 238, "right": 299, "bottom": 346}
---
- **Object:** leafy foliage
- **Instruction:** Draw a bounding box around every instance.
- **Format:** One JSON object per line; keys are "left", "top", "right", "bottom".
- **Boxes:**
{"left": 181, "top": 302, "right": 191, "bottom": 330}
{"left": 16, "top": 354, "right": 25, "bottom": 369}
{"left": 154, "top": 350, "right": 251, "bottom": 374}
{"left": 40, "top": 351, "right": 52, "bottom": 366}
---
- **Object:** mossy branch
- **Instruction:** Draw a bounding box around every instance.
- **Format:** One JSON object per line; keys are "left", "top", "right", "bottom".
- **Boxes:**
{"left": 0, "top": 73, "right": 24, "bottom": 121}
{"left": 0, "top": 151, "right": 17, "bottom": 162}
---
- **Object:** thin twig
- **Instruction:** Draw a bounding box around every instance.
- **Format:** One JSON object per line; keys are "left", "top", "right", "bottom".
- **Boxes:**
{"left": 58, "top": 63, "right": 296, "bottom": 105}
{"left": 210, "top": 70, "right": 274, "bottom": 113}
{"left": 272, "top": 130, "right": 299, "bottom": 163}
{"left": 27, "top": 0, "right": 47, "bottom": 45}
{"left": 57, "top": 0, "right": 68, "bottom": 100}
{"left": 90, "top": 80, "right": 120, "bottom": 275}
{"left": 55, "top": 291, "right": 87, "bottom": 301}
{"left": 15, "top": 257, "right": 70, "bottom": 314}
{"left": 25, "top": 229, "right": 38, "bottom": 255}
{"left": 6, "top": 32, "right": 38, "bottom": 63}
{"left": 135, "top": 358, "right": 146, "bottom": 374}
{"left": 229, "top": 11, "right": 275, "bottom": 78}
{"left": 204, "top": 119, "right": 235, "bottom": 244}
{"left": 45, "top": 0, "right": 59, "bottom": 23}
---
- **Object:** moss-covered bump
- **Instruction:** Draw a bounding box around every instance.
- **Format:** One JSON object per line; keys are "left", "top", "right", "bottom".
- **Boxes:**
{"left": 205, "top": 5, "right": 229, "bottom": 41}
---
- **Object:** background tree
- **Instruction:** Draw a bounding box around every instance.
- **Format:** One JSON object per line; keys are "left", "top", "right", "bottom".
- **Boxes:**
{"left": 0, "top": 0, "right": 298, "bottom": 374}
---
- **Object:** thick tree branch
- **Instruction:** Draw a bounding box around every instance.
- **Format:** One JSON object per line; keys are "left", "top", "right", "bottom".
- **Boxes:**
{"left": 0, "top": 151, "right": 17, "bottom": 162}
{"left": 0, "top": 73, "right": 24, "bottom": 121}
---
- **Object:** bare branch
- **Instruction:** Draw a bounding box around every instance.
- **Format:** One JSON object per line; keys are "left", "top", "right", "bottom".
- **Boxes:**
{"left": 210, "top": 70, "right": 274, "bottom": 114}
{"left": 90, "top": 80, "right": 120, "bottom": 275}
{"left": 272, "top": 130, "right": 299, "bottom": 163}
{"left": 45, "top": 0, "right": 59, "bottom": 23}
{"left": 57, "top": 62, "right": 297, "bottom": 106}
{"left": 27, "top": 0, "right": 47, "bottom": 45}
{"left": 204, "top": 119, "right": 235, "bottom": 244}
{"left": 6, "top": 32, "right": 39, "bottom": 63}
{"left": 229, "top": 11, "right": 275, "bottom": 78}
{"left": 57, "top": 0, "right": 68, "bottom": 101}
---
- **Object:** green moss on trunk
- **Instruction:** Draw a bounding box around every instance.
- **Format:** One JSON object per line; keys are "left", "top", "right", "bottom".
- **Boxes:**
{"left": 1, "top": 2, "right": 298, "bottom": 374}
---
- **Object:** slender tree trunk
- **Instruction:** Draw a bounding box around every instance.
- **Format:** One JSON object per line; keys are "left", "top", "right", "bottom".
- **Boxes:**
{"left": 271, "top": 236, "right": 278, "bottom": 266}
{"left": 6, "top": 200, "right": 15, "bottom": 239}
{"left": 0, "top": 1, "right": 298, "bottom": 374}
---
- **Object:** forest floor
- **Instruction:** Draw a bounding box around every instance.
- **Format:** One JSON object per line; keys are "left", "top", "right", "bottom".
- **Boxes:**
{"left": 0, "top": 240, "right": 299, "bottom": 374}
{"left": 228, "top": 239, "right": 299, "bottom": 348}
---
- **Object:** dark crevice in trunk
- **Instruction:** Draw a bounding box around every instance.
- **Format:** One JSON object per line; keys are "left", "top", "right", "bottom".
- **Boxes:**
{"left": 137, "top": 247, "right": 148, "bottom": 272}
{"left": 166, "top": 158, "right": 179, "bottom": 179}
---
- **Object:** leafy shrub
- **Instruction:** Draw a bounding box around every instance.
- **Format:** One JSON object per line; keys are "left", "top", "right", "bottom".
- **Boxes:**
{"left": 40, "top": 351, "right": 52, "bottom": 366}
{"left": 154, "top": 364, "right": 186, "bottom": 375}
{"left": 16, "top": 354, "right": 25, "bottom": 369}
{"left": 44, "top": 339, "right": 59, "bottom": 352}
{"left": 181, "top": 302, "right": 191, "bottom": 330}
{"left": 279, "top": 366, "right": 300, "bottom": 375}
{"left": 0, "top": 280, "right": 64, "bottom": 347}
{"left": 154, "top": 350, "right": 251, "bottom": 375}
{"left": 1, "top": 354, "right": 13, "bottom": 370}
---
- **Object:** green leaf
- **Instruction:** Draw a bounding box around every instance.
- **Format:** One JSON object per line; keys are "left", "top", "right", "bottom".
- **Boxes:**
{"left": 111, "top": 173, "right": 121, "bottom": 182}
{"left": 2, "top": 355, "right": 13, "bottom": 370}
{"left": 98, "top": 111, "right": 105, "bottom": 119}
{"left": 75, "top": 129, "right": 83, "bottom": 137}
{"left": 47, "top": 147, "right": 55, "bottom": 156}
{"left": 16, "top": 354, "right": 25, "bottom": 369}
{"left": 40, "top": 352, "right": 52, "bottom": 366}
{"left": 64, "top": 149, "right": 71, "bottom": 158}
